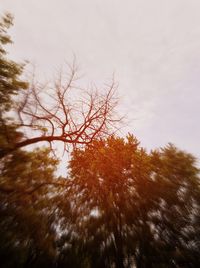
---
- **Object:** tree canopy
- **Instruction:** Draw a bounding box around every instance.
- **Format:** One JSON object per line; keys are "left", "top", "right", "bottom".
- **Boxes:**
{"left": 1, "top": 136, "right": 199, "bottom": 267}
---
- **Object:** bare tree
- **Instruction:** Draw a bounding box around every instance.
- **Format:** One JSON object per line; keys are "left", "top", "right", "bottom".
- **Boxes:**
{"left": 0, "top": 63, "right": 121, "bottom": 159}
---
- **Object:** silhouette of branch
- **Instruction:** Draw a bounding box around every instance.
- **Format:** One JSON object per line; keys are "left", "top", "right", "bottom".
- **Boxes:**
{"left": 0, "top": 63, "right": 121, "bottom": 159}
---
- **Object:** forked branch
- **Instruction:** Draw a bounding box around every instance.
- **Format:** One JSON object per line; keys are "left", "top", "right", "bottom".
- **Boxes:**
{"left": 0, "top": 64, "right": 121, "bottom": 159}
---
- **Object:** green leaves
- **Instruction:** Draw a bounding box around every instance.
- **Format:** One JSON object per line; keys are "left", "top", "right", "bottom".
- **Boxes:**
{"left": 0, "top": 13, "right": 28, "bottom": 113}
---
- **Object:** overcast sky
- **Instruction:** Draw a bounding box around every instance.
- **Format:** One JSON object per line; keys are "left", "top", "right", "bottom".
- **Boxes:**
{"left": 1, "top": 0, "right": 200, "bottom": 161}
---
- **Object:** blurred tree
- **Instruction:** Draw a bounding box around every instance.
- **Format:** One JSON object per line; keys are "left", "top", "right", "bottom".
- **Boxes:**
{"left": 147, "top": 144, "right": 200, "bottom": 268}
{"left": 0, "top": 148, "right": 66, "bottom": 268}
{"left": 0, "top": 12, "right": 28, "bottom": 113}
{"left": 60, "top": 137, "right": 200, "bottom": 268}
{"left": 0, "top": 12, "right": 28, "bottom": 154}
{"left": 0, "top": 14, "right": 62, "bottom": 267}
{"left": 0, "top": 135, "right": 199, "bottom": 267}
{"left": 0, "top": 12, "right": 121, "bottom": 267}
{"left": 63, "top": 135, "right": 154, "bottom": 268}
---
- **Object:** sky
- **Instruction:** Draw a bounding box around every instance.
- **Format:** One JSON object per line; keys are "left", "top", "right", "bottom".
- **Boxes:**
{"left": 1, "top": 0, "right": 200, "bottom": 163}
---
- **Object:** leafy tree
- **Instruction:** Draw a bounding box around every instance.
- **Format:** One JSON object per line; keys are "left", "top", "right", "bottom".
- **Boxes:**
{"left": 0, "top": 148, "right": 64, "bottom": 268}
{"left": 0, "top": 134, "right": 199, "bottom": 268}
{"left": 148, "top": 144, "right": 200, "bottom": 267}
{"left": 0, "top": 12, "right": 28, "bottom": 159}
{"left": 60, "top": 137, "right": 200, "bottom": 268}
{"left": 61, "top": 135, "right": 154, "bottom": 268}
{"left": 0, "top": 12, "right": 28, "bottom": 113}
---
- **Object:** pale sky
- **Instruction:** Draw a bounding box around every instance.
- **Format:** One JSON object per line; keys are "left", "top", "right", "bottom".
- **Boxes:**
{"left": 1, "top": 0, "right": 200, "bottom": 161}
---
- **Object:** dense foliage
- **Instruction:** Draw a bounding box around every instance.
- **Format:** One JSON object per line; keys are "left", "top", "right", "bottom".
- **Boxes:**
{"left": 1, "top": 136, "right": 199, "bottom": 267}
{"left": 65, "top": 137, "right": 200, "bottom": 268}
{"left": 0, "top": 13, "right": 28, "bottom": 155}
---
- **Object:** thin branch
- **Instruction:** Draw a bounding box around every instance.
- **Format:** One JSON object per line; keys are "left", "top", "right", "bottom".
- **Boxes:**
{"left": 0, "top": 64, "right": 122, "bottom": 159}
